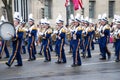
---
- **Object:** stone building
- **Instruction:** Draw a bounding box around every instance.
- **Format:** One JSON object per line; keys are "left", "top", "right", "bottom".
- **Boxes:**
{"left": 0, "top": 0, "right": 120, "bottom": 25}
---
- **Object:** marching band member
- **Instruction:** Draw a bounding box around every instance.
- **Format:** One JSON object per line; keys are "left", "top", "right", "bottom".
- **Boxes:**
{"left": 0, "top": 15, "right": 10, "bottom": 59}
{"left": 83, "top": 17, "right": 92, "bottom": 58}
{"left": 89, "top": 19, "right": 95, "bottom": 50}
{"left": 99, "top": 13, "right": 111, "bottom": 60}
{"left": 71, "top": 14, "right": 82, "bottom": 67}
{"left": 6, "top": 12, "right": 23, "bottom": 67}
{"left": 42, "top": 18, "right": 52, "bottom": 62}
{"left": 38, "top": 19, "right": 45, "bottom": 55}
{"left": 27, "top": 14, "right": 37, "bottom": 61}
{"left": 96, "top": 14, "right": 103, "bottom": 55}
{"left": 55, "top": 14, "right": 67, "bottom": 64}
{"left": 68, "top": 14, "right": 75, "bottom": 53}
{"left": 20, "top": 20, "right": 27, "bottom": 54}
{"left": 113, "top": 15, "right": 120, "bottom": 62}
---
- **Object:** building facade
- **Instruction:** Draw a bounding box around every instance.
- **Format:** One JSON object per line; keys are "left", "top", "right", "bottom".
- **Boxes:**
{"left": 0, "top": 0, "right": 120, "bottom": 25}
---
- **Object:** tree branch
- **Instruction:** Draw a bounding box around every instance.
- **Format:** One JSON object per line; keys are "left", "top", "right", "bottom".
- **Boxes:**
{"left": 9, "top": 0, "right": 12, "bottom": 6}
{"left": 2, "top": 0, "right": 7, "bottom": 7}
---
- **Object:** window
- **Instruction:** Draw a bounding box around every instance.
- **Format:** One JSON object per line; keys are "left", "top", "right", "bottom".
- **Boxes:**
{"left": 44, "top": 0, "right": 52, "bottom": 19}
{"left": 41, "top": 8, "right": 44, "bottom": 18}
{"left": 89, "top": 1, "right": 95, "bottom": 18}
{"left": 109, "top": 1, "right": 115, "bottom": 18}
{"left": 14, "top": 0, "right": 19, "bottom": 12}
{"left": 14, "top": 0, "right": 28, "bottom": 21}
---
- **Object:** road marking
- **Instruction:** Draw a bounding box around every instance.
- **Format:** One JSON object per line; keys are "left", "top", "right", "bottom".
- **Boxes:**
{"left": 66, "top": 61, "right": 115, "bottom": 67}
{"left": 0, "top": 52, "right": 116, "bottom": 66}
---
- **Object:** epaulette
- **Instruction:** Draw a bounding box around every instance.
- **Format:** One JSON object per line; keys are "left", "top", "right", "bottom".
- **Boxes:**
{"left": 18, "top": 28, "right": 24, "bottom": 32}
{"left": 32, "top": 27, "right": 37, "bottom": 30}
{"left": 105, "top": 25, "right": 110, "bottom": 30}
{"left": 47, "top": 29, "right": 52, "bottom": 34}
{"left": 87, "top": 28, "right": 92, "bottom": 32}
{"left": 61, "top": 28, "right": 66, "bottom": 33}
{"left": 77, "top": 26, "right": 82, "bottom": 31}
{"left": 91, "top": 27, "right": 95, "bottom": 31}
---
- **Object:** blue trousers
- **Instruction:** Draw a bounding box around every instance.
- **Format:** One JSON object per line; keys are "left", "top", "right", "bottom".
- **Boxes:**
{"left": 28, "top": 42, "right": 36, "bottom": 59}
{"left": 44, "top": 44, "right": 51, "bottom": 60}
{"left": 72, "top": 40, "right": 81, "bottom": 65}
{"left": 57, "top": 41, "right": 66, "bottom": 62}
{"left": 8, "top": 40, "right": 22, "bottom": 65}
{"left": 115, "top": 39, "right": 120, "bottom": 60}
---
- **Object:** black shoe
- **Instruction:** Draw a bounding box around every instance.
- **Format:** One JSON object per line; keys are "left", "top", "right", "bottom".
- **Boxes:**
{"left": 81, "top": 54, "right": 86, "bottom": 58}
{"left": 77, "top": 64, "right": 82, "bottom": 66}
{"left": 108, "top": 55, "right": 111, "bottom": 60}
{"left": 48, "top": 59, "right": 51, "bottom": 62}
{"left": 68, "top": 51, "right": 72, "bottom": 53}
{"left": 61, "top": 61, "right": 66, "bottom": 64}
{"left": 15, "top": 64, "right": 23, "bottom": 67}
{"left": 32, "top": 58, "right": 36, "bottom": 61}
{"left": 86, "top": 56, "right": 92, "bottom": 58}
{"left": 44, "top": 60, "right": 49, "bottom": 62}
{"left": 5, "top": 62, "right": 11, "bottom": 67}
{"left": 99, "top": 58, "right": 106, "bottom": 60}
{"left": 28, "top": 59, "right": 32, "bottom": 61}
{"left": 55, "top": 61, "right": 62, "bottom": 64}
{"left": 115, "top": 59, "right": 120, "bottom": 62}
{"left": 71, "top": 64, "right": 77, "bottom": 67}
{"left": 38, "top": 53, "right": 42, "bottom": 55}
{"left": 4, "top": 56, "right": 9, "bottom": 59}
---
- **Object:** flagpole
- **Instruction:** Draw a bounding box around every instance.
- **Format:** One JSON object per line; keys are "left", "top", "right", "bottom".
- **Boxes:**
{"left": 66, "top": 5, "right": 69, "bottom": 26}
{"left": 81, "top": 7, "right": 84, "bottom": 16}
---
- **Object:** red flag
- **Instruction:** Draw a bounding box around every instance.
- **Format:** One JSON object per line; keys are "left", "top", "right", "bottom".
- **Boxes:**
{"left": 65, "top": 0, "right": 69, "bottom": 7}
{"left": 72, "top": 0, "right": 83, "bottom": 10}
{"left": 78, "top": 0, "right": 83, "bottom": 9}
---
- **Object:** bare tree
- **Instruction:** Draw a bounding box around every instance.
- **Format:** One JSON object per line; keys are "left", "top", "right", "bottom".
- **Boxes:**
{"left": 2, "top": 0, "right": 13, "bottom": 23}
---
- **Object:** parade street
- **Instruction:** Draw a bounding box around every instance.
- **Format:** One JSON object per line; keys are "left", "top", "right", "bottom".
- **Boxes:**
{"left": 0, "top": 44, "right": 120, "bottom": 80}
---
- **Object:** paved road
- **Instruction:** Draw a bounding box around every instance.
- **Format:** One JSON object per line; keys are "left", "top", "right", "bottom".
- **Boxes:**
{"left": 0, "top": 44, "right": 120, "bottom": 80}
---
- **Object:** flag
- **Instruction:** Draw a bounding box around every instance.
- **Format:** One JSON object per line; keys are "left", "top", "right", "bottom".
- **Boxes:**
{"left": 78, "top": 0, "right": 83, "bottom": 9}
{"left": 65, "top": 0, "right": 70, "bottom": 7}
{"left": 72, "top": 0, "right": 83, "bottom": 10}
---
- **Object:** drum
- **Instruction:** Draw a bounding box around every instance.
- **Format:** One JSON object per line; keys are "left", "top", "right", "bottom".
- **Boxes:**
{"left": 0, "top": 22, "right": 15, "bottom": 40}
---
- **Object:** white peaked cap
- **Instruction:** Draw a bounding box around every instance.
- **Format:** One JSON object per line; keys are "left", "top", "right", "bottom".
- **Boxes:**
{"left": 70, "top": 14, "right": 74, "bottom": 20}
{"left": 85, "top": 16, "right": 89, "bottom": 21}
{"left": 44, "top": 17, "right": 50, "bottom": 25}
{"left": 14, "top": 12, "right": 21, "bottom": 21}
{"left": 69, "top": 14, "right": 75, "bottom": 24}
{"left": 40, "top": 19, "right": 44, "bottom": 24}
{"left": 115, "top": 15, "right": 120, "bottom": 24}
{"left": 114, "top": 15, "right": 118, "bottom": 19}
{"left": 81, "top": 15, "right": 84, "bottom": 21}
{"left": 56, "top": 14, "right": 64, "bottom": 23}
{"left": 28, "top": 13, "right": 34, "bottom": 22}
{"left": 101, "top": 13, "right": 108, "bottom": 21}
{"left": 75, "top": 13, "right": 80, "bottom": 19}
{"left": 112, "top": 15, "right": 118, "bottom": 22}
{"left": 102, "top": 13, "right": 107, "bottom": 18}
{"left": 112, "top": 19, "right": 115, "bottom": 22}
{"left": 1, "top": 15, "right": 6, "bottom": 22}
{"left": 89, "top": 18, "right": 93, "bottom": 23}
{"left": 75, "top": 13, "right": 80, "bottom": 22}
{"left": 20, "top": 17, "right": 25, "bottom": 24}
{"left": 98, "top": 14, "right": 102, "bottom": 20}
